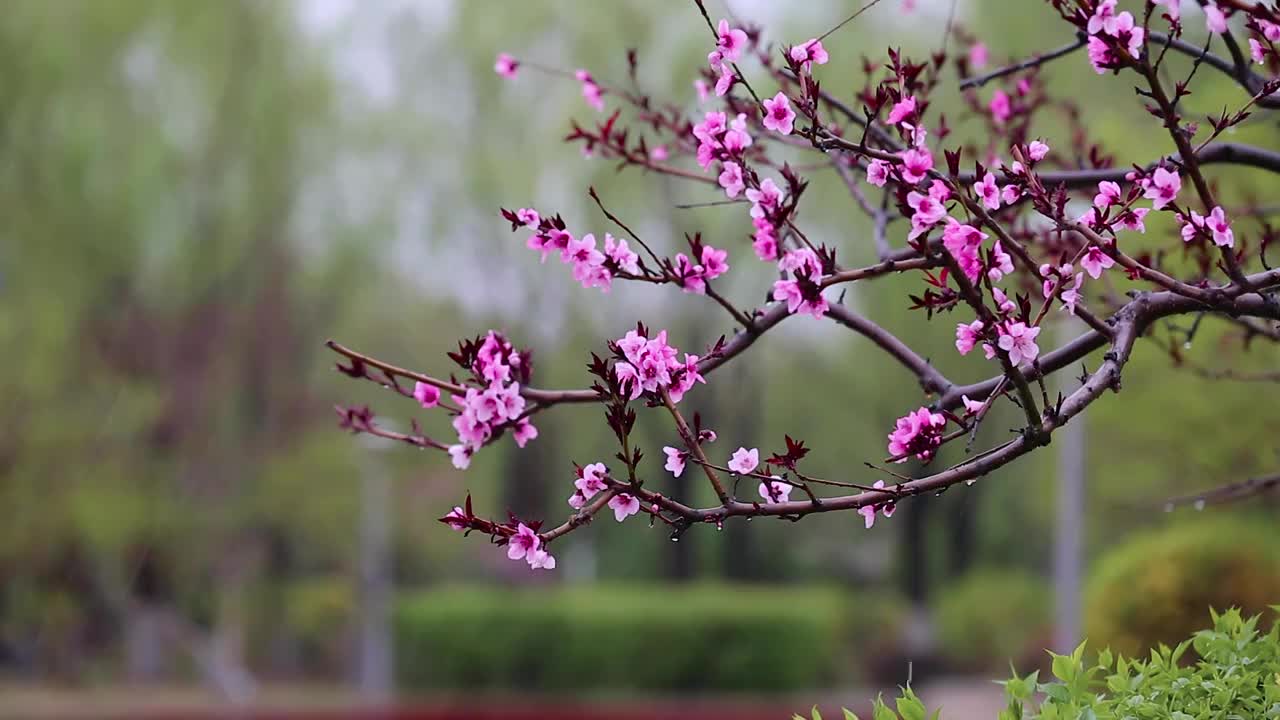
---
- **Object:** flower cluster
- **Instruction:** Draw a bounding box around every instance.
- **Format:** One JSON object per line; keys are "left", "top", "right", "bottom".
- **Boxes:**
{"left": 1084, "top": 0, "right": 1145, "bottom": 74}
{"left": 507, "top": 523, "right": 556, "bottom": 570}
{"left": 507, "top": 208, "right": 641, "bottom": 292}
{"left": 445, "top": 331, "right": 536, "bottom": 469}
{"left": 772, "top": 247, "right": 829, "bottom": 318}
{"left": 612, "top": 328, "right": 705, "bottom": 403}
{"left": 707, "top": 19, "right": 748, "bottom": 96}
{"left": 887, "top": 407, "right": 948, "bottom": 463}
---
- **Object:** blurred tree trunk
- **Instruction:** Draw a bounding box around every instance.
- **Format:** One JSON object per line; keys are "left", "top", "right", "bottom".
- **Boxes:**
{"left": 946, "top": 484, "right": 981, "bottom": 577}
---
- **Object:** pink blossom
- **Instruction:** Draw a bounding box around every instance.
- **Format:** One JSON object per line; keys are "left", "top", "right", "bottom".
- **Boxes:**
{"left": 515, "top": 208, "right": 540, "bottom": 226}
{"left": 997, "top": 322, "right": 1041, "bottom": 365}
{"left": 494, "top": 53, "right": 519, "bottom": 79}
{"left": 907, "top": 188, "right": 949, "bottom": 241}
{"left": 1087, "top": 0, "right": 1118, "bottom": 35}
{"left": 1081, "top": 246, "right": 1115, "bottom": 279}
{"left": 779, "top": 247, "right": 823, "bottom": 278}
{"left": 887, "top": 407, "right": 947, "bottom": 463}
{"left": 899, "top": 146, "right": 934, "bottom": 184}
{"left": 992, "top": 287, "right": 1016, "bottom": 314}
{"left": 1144, "top": 167, "right": 1181, "bottom": 209}
{"left": 714, "top": 63, "right": 735, "bottom": 96}
{"left": 961, "top": 395, "right": 986, "bottom": 415}
{"left": 1152, "top": 0, "right": 1180, "bottom": 21}
{"left": 746, "top": 178, "right": 783, "bottom": 219}
{"left": 576, "top": 463, "right": 608, "bottom": 501}
{"left": 1027, "top": 140, "right": 1050, "bottom": 162}
{"left": 772, "top": 279, "right": 828, "bottom": 318}
{"left": 1204, "top": 2, "right": 1227, "bottom": 35}
{"left": 413, "top": 382, "right": 441, "bottom": 409}
{"left": 609, "top": 493, "right": 641, "bottom": 522}
{"left": 1261, "top": 19, "right": 1280, "bottom": 42}
{"left": 989, "top": 90, "right": 1012, "bottom": 124}
{"left": 1001, "top": 184, "right": 1023, "bottom": 205}
{"left": 974, "top": 172, "right": 1001, "bottom": 210}
{"left": 694, "top": 79, "right": 710, "bottom": 103}
{"left": 1115, "top": 207, "right": 1150, "bottom": 233}
{"left": 728, "top": 447, "right": 759, "bottom": 475}
{"left": 942, "top": 221, "right": 988, "bottom": 281}
{"left": 1250, "top": 38, "right": 1267, "bottom": 64}
{"left": 1205, "top": 206, "right": 1234, "bottom": 247}
{"left": 1059, "top": 272, "right": 1085, "bottom": 315}
{"left": 969, "top": 43, "right": 989, "bottom": 69}
{"left": 1181, "top": 210, "right": 1205, "bottom": 243}
{"left": 663, "top": 446, "right": 686, "bottom": 477}
{"left": 1093, "top": 181, "right": 1122, "bottom": 209}
{"left": 513, "top": 418, "right": 538, "bottom": 448}
{"left": 987, "top": 241, "right": 1014, "bottom": 282}
{"left": 758, "top": 478, "right": 792, "bottom": 504}
{"left": 867, "top": 159, "right": 891, "bottom": 187}
{"left": 1110, "top": 12, "right": 1146, "bottom": 58}
{"left": 722, "top": 122, "right": 753, "bottom": 153}
{"left": 752, "top": 224, "right": 778, "bottom": 261}
{"left": 701, "top": 246, "right": 729, "bottom": 279}
{"left": 718, "top": 161, "right": 745, "bottom": 198}
{"left": 527, "top": 549, "right": 556, "bottom": 570}
{"left": 667, "top": 353, "right": 706, "bottom": 404}
{"left": 443, "top": 506, "right": 467, "bottom": 531}
{"left": 887, "top": 95, "right": 917, "bottom": 125}
{"left": 716, "top": 19, "right": 748, "bottom": 62}
{"left": 762, "top": 92, "right": 796, "bottom": 135}
{"left": 789, "top": 38, "right": 829, "bottom": 69}
{"left": 955, "top": 319, "right": 984, "bottom": 355}
{"left": 650, "top": 145, "right": 669, "bottom": 162}
{"left": 604, "top": 234, "right": 640, "bottom": 275}
{"left": 1087, "top": 35, "right": 1117, "bottom": 74}
{"left": 858, "top": 481, "right": 896, "bottom": 529}
{"left": 507, "top": 523, "right": 540, "bottom": 561}
{"left": 693, "top": 111, "right": 727, "bottom": 145}
{"left": 672, "top": 253, "right": 706, "bottom": 294}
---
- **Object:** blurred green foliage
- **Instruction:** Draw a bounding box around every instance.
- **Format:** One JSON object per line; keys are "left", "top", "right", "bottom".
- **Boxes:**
{"left": 932, "top": 569, "right": 1051, "bottom": 673}
{"left": 1084, "top": 517, "right": 1280, "bottom": 660}
{"left": 394, "top": 584, "right": 903, "bottom": 693}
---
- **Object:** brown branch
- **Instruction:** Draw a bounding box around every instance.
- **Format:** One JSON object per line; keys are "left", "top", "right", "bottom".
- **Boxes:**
{"left": 825, "top": 303, "right": 953, "bottom": 396}
{"left": 1162, "top": 471, "right": 1280, "bottom": 510}
{"left": 661, "top": 388, "right": 730, "bottom": 504}
{"left": 959, "top": 33, "right": 1087, "bottom": 90}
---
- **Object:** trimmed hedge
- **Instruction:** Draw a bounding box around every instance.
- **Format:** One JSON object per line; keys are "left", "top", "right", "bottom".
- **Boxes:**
{"left": 932, "top": 568, "right": 1051, "bottom": 672}
{"left": 394, "top": 584, "right": 899, "bottom": 693}
{"left": 1084, "top": 517, "right": 1280, "bottom": 659}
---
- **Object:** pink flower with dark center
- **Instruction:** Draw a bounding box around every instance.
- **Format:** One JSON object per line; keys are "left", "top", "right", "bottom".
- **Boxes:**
{"left": 609, "top": 493, "right": 640, "bottom": 522}
{"left": 746, "top": 178, "right": 783, "bottom": 219}
{"left": 1087, "top": 35, "right": 1117, "bottom": 74}
{"left": 867, "top": 159, "right": 891, "bottom": 187}
{"left": 1250, "top": 38, "right": 1267, "bottom": 64}
{"left": 942, "top": 221, "right": 988, "bottom": 281}
{"left": 1087, "top": 0, "right": 1118, "bottom": 35}
{"left": 413, "top": 382, "right": 440, "bottom": 409}
{"left": 693, "top": 111, "right": 727, "bottom": 145}
{"left": 1001, "top": 184, "right": 1023, "bottom": 205}
{"left": 718, "top": 161, "right": 745, "bottom": 198}
{"left": 716, "top": 19, "right": 748, "bottom": 62}
{"left": 887, "top": 407, "right": 947, "bottom": 463}
{"left": 1181, "top": 210, "right": 1205, "bottom": 243}
{"left": 752, "top": 222, "right": 778, "bottom": 261}
{"left": 663, "top": 446, "right": 686, "bottom": 477}
{"left": 955, "top": 319, "right": 984, "bottom": 355}
{"left": 887, "top": 95, "right": 917, "bottom": 125}
{"left": 961, "top": 395, "right": 986, "bottom": 415}
{"left": 1028, "top": 140, "right": 1050, "bottom": 161}
{"left": 789, "top": 38, "right": 829, "bottom": 70}
{"left": 762, "top": 92, "right": 796, "bottom": 135}
{"left": 494, "top": 53, "right": 519, "bottom": 79}
{"left": 1081, "top": 246, "right": 1115, "bottom": 279}
{"left": 772, "top": 279, "right": 828, "bottom": 318}
{"left": 974, "top": 172, "right": 1001, "bottom": 210}
{"left": 1115, "top": 207, "right": 1150, "bottom": 233}
{"left": 1206, "top": 206, "right": 1234, "bottom": 247}
{"left": 672, "top": 253, "right": 706, "bottom": 295}
{"left": 667, "top": 353, "right": 706, "bottom": 404}
{"left": 1204, "top": 2, "right": 1227, "bottom": 35}
{"left": 989, "top": 90, "right": 1012, "bottom": 124}
{"left": 759, "top": 478, "right": 792, "bottom": 504}
{"left": 997, "top": 322, "right": 1041, "bottom": 365}
{"left": 513, "top": 418, "right": 538, "bottom": 448}
{"left": 728, "top": 447, "right": 759, "bottom": 475}
{"left": 506, "top": 523, "right": 540, "bottom": 561}
{"left": 443, "top": 506, "right": 467, "bottom": 531}
{"left": 516, "top": 208, "right": 540, "bottom": 226}
{"left": 900, "top": 146, "right": 934, "bottom": 184}
{"left": 1109, "top": 12, "right": 1145, "bottom": 58}
{"left": 527, "top": 549, "right": 556, "bottom": 570}
{"left": 576, "top": 462, "right": 608, "bottom": 499}
{"left": 701, "top": 245, "right": 729, "bottom": 280}
{"left": 992, "top": 287, "right": 1016, "bottom": 314}
{"left": 858, "top": 481, "right": 896, "bottom": 529}
{"left": 1144, "top": 167, "right": 1181, "bottom": 209}
{"left": 604, "top": 234, "right": 640, "bottom": 275}
{"left": 987, "top": 241, "right": 1014, "bottom": 282}
{"left": 1093, "top": 181, "right": 1122, "bottom": 209}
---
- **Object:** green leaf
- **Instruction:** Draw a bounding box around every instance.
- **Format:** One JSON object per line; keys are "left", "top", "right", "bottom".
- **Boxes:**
{"left": 896, "top": 687, "right": 926, "bottom": 720}
{"left": 811, "top": 705, "right": 823, "bottom": 720}
{"left": 872, "top": 695, "right": 899, "bottom": 720}
{"left": 842, "top": 709, "right": 861, "bottom": 720}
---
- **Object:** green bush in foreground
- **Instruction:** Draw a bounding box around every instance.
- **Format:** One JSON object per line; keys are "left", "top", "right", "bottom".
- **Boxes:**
{"left": 395, "top": 583, "right": 902, "bottom": 693}
{"left": 806, "top": 607, "right": 1280, "bottom": 719}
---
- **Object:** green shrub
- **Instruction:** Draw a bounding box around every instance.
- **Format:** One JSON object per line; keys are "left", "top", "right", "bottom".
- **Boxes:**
{"left": 812, "top": 608, "right": 1280, "bottom": 719}
{"left": 1084, "top": 517, "right": 1280, "bottom": 658}
{"left": 395, "top": 583, "right": 890, "bottom": 693}
{"left": 932, "top": 568, "right": 1051, "bottom": 672}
